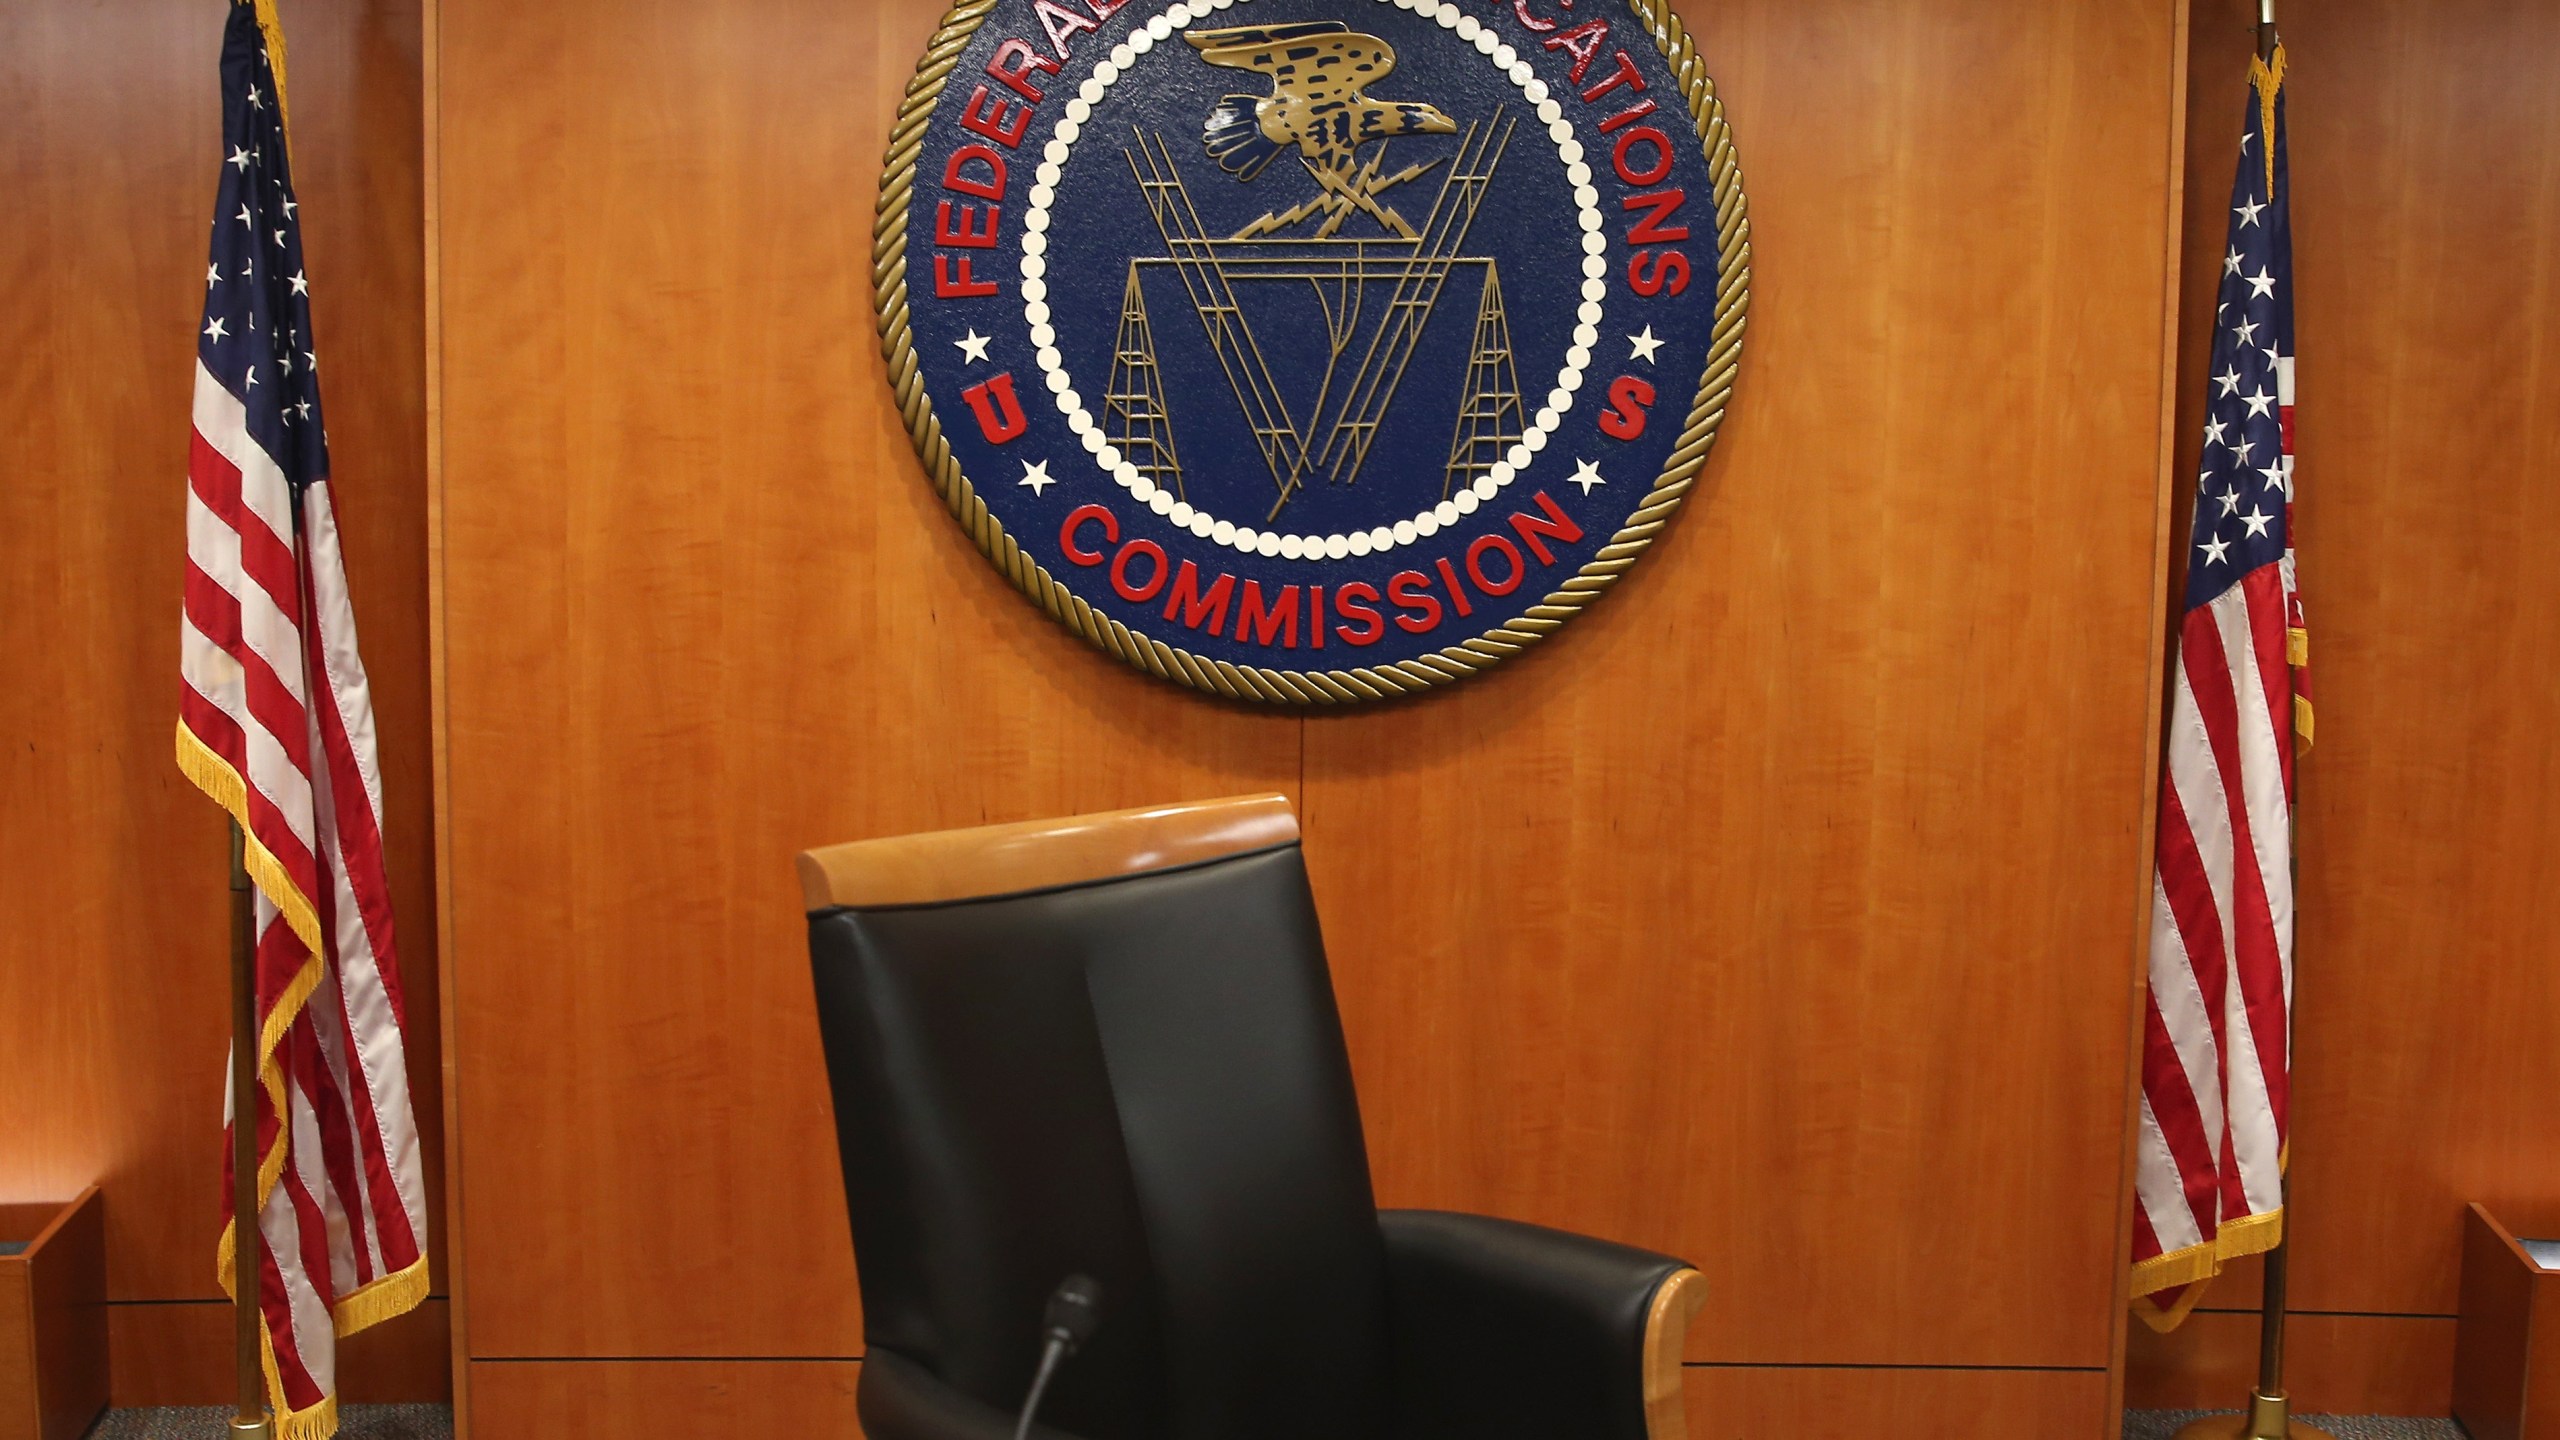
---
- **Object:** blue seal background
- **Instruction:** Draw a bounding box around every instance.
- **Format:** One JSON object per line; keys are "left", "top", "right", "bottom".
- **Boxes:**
{"left": 902, "top": 0, "right": 1723, "bottom": 676}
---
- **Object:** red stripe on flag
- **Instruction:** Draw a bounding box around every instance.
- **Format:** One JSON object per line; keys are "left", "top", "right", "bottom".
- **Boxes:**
{"left": 2240, "top": 565, "right": 2298, "bottom": 807}
{"left": 2179, "top": 606, "right": 2291, "bottom": 1185}
{"left": 272, "top": 1136, "right": 337, "bottom": 1412}
{"left": 300, "top": 521, "right": 408, "bottom": 1027}
{"left": 2150, "top": 780, "right": 2236, "bottom": 1241}
{"left": 178, "top": 685, "right": 320, "bottom": 899}
{"left": 299, "top": 529, "right": 425, "bottom": 1269}
{"left": 2139, "top": 986, "right": 2223, "bottom": 1242}
{"left": 189, "top": 430, "right": 304, "bottom": 620}
{"left": 183, "top": 561, "right": 312, "bottom": 763}
{"left": 289, "top": 949, "right": 378, "bottom": 1287}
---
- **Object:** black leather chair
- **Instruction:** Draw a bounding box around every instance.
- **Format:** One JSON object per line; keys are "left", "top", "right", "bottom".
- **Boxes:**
{"left": 801, "top": 795, "right": 1702, "bottom": 1440}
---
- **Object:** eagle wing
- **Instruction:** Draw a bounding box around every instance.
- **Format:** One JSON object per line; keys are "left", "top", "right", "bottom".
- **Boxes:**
{"left": 1193, "top": 27, "right": 1398, "bottom": 102}
{"left": 1202, "top": 93, "right": 1287, "bottom": 179}
{"left": 1185, "top": 21, "right": 1350, "bottom": 72}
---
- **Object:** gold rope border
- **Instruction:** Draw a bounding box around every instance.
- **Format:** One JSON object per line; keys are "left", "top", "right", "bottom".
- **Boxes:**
{"left": 872, "top": 0, "right": 1751, "bottom": 704}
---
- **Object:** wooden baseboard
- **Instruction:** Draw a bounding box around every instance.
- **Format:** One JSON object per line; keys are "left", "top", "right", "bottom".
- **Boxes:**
{"left": 459, "top": 1357, "right": 2100, "bottom": 1440}
{"left": 1685, "top": 1365, "right": 2110, "bottom": 1438}
{"left": 107, "top": 1298, "right": 451, "bottom": 1406}
{"left": 466, "top": 1359, "right": 859, "bottom": 1438}
{"left": 2124, "top": 1309, "right": 2457, "bottom": 1415}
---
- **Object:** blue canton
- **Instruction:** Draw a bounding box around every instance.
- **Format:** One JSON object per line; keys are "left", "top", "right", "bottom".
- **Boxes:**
{"left": 199, "top": 4, "right": 327, "bottom": 502}
{"left": 2184, "top": 75, "right": 2293, "bottom": 613}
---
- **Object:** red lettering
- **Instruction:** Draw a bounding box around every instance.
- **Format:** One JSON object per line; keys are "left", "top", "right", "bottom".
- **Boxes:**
{"left": 1110, "top": 539, "right": 1168, "bottom": 602}
{"left": 1542, "top": 18, "right": 1607, "bottom": 78}
{"left": 987, "top": 40, "right": 1060, "bottom": 103}
{"left": 935, "top": 254, "right": 1000, "bottom": 299}
{"left": 1308, "top": 585, "right": 1325, "bottom": 649}
{"left": 935, "top": 201, "right": 1001, "bottom": 248}
{"left": 1598, "top": 98, "right": 1659, "bottom": 133}
{"left": 1598, "top": 374, "right": 1656, "bottom": 440}
{"left": 1061, "top": 504, "right": 1116, "bottom": 565}
{"left": 1579, "top": 48, "right": 1647, "bottom": 103}
{"left": 960, "top": 85, "right": 1032, "bottom": 148}
{"left": 1513, "top": 0, "right": 1567, "bottom": 34}
{"left": 1333, "top": 583, "right": 1385, "bottom": 647}
{"left": 1627, "top": 249, "right": 1691, "bottom": 297}
{"left": 1466, "top": 535, "right": 1526, "bottom": 597}
{"left": 1434, "top": 557, "right": 1474, "bottom": 618}
{"left": 1085, "top": 0, "right": 1132, "bottom": 18}
{"left": 1162, "top": 561, "right": 1235, "bottom": 636}
{"left": 1612, "top": 126, "right": 1674, "bottom": 187}
{"left": 1622, "top": 188, "right": 1689, "bottom": 245}
{"left": 1509, "top": 491, "right": 1586, "bottom": 565}
{"left": 943, "top": 144, "right": 1008, "bottom": 200}
{"left": 1388, "top": 570, "right": 1444, "bottom": 634}
{"left": 1030, "top": 0, "right": 1099, "bottom": 58}
{"left": 1238, "top": 581, "right": 1301, "bottom": 649}
{"left": 962, "top": 372, "right": 1028, "bottom": 441}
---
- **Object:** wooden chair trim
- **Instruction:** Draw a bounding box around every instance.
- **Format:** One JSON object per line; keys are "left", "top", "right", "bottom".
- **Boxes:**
{"left": 1642, "top": 1267, "right": 1707, "bottom": 1440}
{"left": 796, "top": 794, "right": 1299, "bottom": 911}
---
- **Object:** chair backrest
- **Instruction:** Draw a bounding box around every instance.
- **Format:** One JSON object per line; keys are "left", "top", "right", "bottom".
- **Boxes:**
{"left": 802, "top": 796, "right": 1390, "bottom": 1440}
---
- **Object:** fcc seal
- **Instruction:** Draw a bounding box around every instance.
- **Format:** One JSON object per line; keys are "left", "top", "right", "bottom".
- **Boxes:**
{"left": 877, "top": 0, "right": 1749, "bottom": 702}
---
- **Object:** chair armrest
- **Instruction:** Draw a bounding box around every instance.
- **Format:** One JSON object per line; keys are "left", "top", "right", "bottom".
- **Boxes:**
{"left": 1380, "top": 1209, "right": 1704, "bottom": 1440}
{"left": 858, "top": 1347, "right": 1091, "bottom": 1440}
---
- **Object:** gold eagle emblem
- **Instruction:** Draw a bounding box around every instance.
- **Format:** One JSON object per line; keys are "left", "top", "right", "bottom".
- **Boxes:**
{"left": 1188, "top": 22, "right": 1458, "bottom": 238}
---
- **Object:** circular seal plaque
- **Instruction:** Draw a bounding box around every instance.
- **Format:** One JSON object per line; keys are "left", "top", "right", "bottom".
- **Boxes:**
{"left": 877, "top": 0, "right": 1748, "bottom": 703}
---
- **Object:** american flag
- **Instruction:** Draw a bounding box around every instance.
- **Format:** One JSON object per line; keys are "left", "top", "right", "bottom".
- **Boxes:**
{"left": 2131, "top": 45, "right": 2309, "bottom": 1329}
{"left": 176, "top": 6, "right": 430, "bottom": 1434}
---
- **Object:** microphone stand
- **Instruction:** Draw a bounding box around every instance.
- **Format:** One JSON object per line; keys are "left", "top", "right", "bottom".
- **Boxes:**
{"left": 1013, "top": 1275, "right": 1102, "bottom": 1440}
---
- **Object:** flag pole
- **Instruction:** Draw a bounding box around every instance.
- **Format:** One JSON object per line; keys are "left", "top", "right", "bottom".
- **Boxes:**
{"left": 2174, "top": 10, "right": 2335, "bottom": 1435}
{"left": 229, "top": 821, "right": 271, "bottom": 1440}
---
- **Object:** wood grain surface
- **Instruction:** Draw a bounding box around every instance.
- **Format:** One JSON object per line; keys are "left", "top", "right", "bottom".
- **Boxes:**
{"left": 463, "top": 1359, "right": 2105, "bottom": 1440}
{"left": 2127, "top": 1309, "right": 2460, "bottom": 1415}
{"left": 429, "top": 0, "right": 2188, "bottom": 1405}
{"left": 1305, "top": 0, "right": 2186, "bottom": 1371}
{"left": 796, "top": 793, "right": 1296, "bottom": 909}
{"left": 467, "top": 1360, "right": 861, "bottom": 1436}
{"left": 106, "top": 1300, "right": 452, "bottom": 1409}
{"left": 0, "top": 0, "right": 446, "bottom": 1402}
{"left": 429, "top": 0, "right": 1305, "bottom": 1360}
{"left": 1684, "top": 1366, "right": 2113, "bottom": 1439}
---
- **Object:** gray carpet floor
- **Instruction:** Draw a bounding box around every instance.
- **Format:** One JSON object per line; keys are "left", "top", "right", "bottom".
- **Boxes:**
{"left": 2123, "top": 1415, "right": 2463, "bottom": 1440}
{"left": 94, "top": 1404, "right": 2463, "bottom": 1438}
{"left": 86, "top": 1410, "right": 452, "bottom": 1440}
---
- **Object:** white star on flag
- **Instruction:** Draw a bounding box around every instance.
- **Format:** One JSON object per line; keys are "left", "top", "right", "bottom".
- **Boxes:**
{"left": 1019, "top": 459, "right": 1055, "bottom": 495}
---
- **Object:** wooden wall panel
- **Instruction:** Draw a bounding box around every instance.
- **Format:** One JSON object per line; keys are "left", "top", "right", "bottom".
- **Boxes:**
{"left": 467, "top": 1360, "right": 860, "bottom": 1438}
{"left": 2128, "top": 0, "right": 2560, "bottom": 1414}
{"left": 429, "top": 0, "right": 1305, "bottom": 1362}
{"left": 460, "top": 1359, "right": 2105, "bottom": 1440}
{"left": 2126, "top": 1310, "right": 2459, "bottom": 1416}
{"left": 1305, "top": 0, "right": 2184, "bottom": 1372}
{"left": 109, "top": 1301, "right": 452, "bottom": 1408}
{"left": 1685, "top": 1367, "right": 2112, "bottom": 1440}
{"left": 0, "top": 0, "right": 445, "bottom": 1401}
{"left": 428, "top": 0, "right": 2184, "bottom": 1426}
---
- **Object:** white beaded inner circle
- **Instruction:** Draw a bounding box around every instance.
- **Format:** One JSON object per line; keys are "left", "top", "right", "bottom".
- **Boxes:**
{"left": 1017, "top": 0, "right": 1604, "bottom": 560}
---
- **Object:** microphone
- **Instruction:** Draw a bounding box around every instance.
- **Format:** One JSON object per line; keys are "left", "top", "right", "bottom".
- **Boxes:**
{"left": 1013, "top": 1274, "right": 1103, "bottom": 1440}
